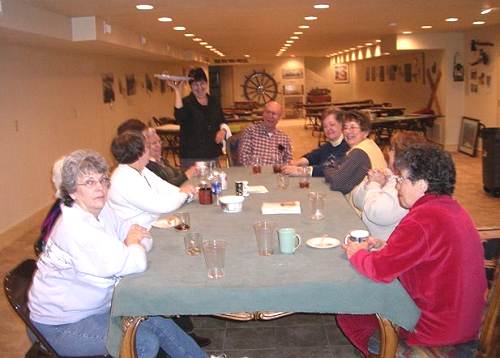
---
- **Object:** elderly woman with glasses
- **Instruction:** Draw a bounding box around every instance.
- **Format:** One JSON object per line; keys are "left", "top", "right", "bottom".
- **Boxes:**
{"left": 323, "top": 110, "right": 386, "bottom": 209}
{"left": 28, "top": 150, "right": 206, "bottom": 357}
{"left": 338, "top": 144, "right": 486, "bottom": 357}
{"left": 108, "top": 131, "right": 196, "bottom": 230}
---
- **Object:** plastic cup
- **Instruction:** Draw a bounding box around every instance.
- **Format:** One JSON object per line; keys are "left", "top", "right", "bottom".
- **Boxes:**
{"left": 202, "top": 240, "right": 226, "bottom": 279}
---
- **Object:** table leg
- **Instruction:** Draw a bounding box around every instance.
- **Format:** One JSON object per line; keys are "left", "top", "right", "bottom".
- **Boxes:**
{"left": 121, "top": 316, "right": 147, "bottom": 358}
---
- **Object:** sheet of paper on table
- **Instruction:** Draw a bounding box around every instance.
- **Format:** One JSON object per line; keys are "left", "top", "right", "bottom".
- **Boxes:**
{"left": 247, "top": 185, "right": 269, "bottom": 194}
{"left": 261, "top": 201, "right": 301, "bottom": 214}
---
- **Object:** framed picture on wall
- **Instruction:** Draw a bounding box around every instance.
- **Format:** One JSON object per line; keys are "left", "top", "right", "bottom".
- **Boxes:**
{"left": 379, "top": 66, "right": 385, "bottom": 82}
{"left": 333, "top": 64, "right": 349, "bottom": 83}
{"left": 282, "top": 68, "right": 304, "bottom": 79}
{"left": 371, "top": 66, "right": 376, "bottom": 81}
{"left": 283, "top": 83, "right": 303, "bottom": 95}
{"left": 365, "top": 67, "right": 370, "bottom": 81}
{"left": 458, "top": 117, "right": 481, "bottom": 157}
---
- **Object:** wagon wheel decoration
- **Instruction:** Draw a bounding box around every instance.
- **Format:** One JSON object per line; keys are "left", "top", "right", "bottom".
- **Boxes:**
{"left": 242, "top": 70, "right": 279, "bottom": 105}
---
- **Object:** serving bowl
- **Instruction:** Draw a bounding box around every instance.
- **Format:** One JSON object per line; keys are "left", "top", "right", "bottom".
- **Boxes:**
{"left": 219, "top": 195, "right": 244, "bottom": 213}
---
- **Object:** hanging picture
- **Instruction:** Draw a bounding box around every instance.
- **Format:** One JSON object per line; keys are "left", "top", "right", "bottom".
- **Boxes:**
{"left": 126, "top": 74, "right": 136, "bottom": 96}
{"left": 379, "top": 66, "right": 385, "bottom": 82}
{"left": 101, "top": 73, "right": 115, "bottom": 103}
{"left": 388, "top": 65, "right": 397, "bottom": 81}
{"left": 145, "top": 74, "right": 153, "bottom": 92}
{"left": 160, "top": 79, "right": 166, "bottom": 93}
{"left": 333, "top": 64, "right": 349, "bottom": 83}
{"left": 370, "top": 66, "right": 376, "bottom": 81}
{"left": 404, "top": 64, "right": 412, "bottom": 82}
{"left": 282, "top": 68, "right": 304, "bottom": 80}
{"left": 365, "top": 67, "right": 370, "bottom": 81}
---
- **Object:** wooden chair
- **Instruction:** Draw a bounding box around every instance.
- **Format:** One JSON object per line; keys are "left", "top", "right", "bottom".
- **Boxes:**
{"left": 370, "top": 229, "right": 500, "bottom": 358}
{"left": 3, "top": 259, "right": 109, "bottom": 358}
{"left": 226, "top": 133, "right": 242, "bottom": 167}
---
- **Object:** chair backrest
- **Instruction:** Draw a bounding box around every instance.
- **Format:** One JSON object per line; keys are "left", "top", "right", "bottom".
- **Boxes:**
{"left": 4, "top": 259, "right": 59, "bottom": 357}
{"left": 226, "top": 133, "right": 242, "bottom": 167}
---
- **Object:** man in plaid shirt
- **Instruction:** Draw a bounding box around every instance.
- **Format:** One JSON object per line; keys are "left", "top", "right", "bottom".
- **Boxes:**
{"left": 238, "top": 101, "right": 293, "bottom": 166}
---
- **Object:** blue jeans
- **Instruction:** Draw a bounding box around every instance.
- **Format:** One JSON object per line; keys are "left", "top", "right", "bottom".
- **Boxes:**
{"left": 31, "top": 313, "right": 206, "bottom": 358}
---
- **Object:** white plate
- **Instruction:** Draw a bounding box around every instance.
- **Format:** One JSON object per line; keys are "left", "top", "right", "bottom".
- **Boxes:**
{"left": 306, "top": 237, "right": 340, "bottom": 249}
{"left": 154, "top": 74, "right": 192, "bottom": 81}
{"left": 151, "top": 216, "right": 179, "bottom": 229}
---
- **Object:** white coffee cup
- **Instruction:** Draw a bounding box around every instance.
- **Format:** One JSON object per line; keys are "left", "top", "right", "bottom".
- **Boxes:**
{"left": 344, "top": 229, "right": 369, "bottom": 244}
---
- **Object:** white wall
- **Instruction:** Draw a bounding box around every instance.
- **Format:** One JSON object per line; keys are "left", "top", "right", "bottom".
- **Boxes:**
{"left": 0, "top": 41, "right": 186, "bottom": 234}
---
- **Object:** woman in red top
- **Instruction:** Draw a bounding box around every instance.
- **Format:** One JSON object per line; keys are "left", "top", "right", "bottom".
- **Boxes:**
{"left": 338, "top": 144, "right": 486, "bottom": 356}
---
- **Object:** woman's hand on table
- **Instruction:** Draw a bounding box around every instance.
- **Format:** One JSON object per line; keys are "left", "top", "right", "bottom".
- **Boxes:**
{"left": 125, "top": 224, "right": 150, "bottom": 247}
{"left": 366, "top": 237, "right": 386, "bottom": 251}
{"left": 342, "top": 240, "right": 370, "bottom": 259}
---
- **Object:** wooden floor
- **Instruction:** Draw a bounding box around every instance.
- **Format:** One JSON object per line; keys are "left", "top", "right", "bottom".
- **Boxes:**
{"left": 1, "top": 119, "right": 499, "bottom": 357}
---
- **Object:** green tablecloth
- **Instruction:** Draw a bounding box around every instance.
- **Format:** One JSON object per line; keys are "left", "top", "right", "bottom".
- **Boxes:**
{"left": 107, "top": 167, "right": 420, "bottom": 356}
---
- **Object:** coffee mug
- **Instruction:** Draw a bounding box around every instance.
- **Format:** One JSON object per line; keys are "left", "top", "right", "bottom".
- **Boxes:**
{"left": 344, "top": 229, "right": 369, "bottom": 244}
{"left": 278, "top": 228, "right": 301, "bottom": 254}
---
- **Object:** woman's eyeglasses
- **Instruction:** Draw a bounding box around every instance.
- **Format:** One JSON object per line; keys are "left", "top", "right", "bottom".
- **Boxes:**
{"left": 77, "top": 176, "right": 111, "bottom": 188}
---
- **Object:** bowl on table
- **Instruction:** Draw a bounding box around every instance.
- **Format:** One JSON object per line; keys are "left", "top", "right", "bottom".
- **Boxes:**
{"left": 219, "top": 195, "right": 245, "bottom": 213}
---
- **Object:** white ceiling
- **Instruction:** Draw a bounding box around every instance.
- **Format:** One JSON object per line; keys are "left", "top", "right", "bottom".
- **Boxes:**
{"left": 20, "top": 0, "right": 500, "bottom": 60}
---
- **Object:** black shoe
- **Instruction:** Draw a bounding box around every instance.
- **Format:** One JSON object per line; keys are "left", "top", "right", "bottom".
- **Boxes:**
{"left": 189, "top": 333, "right": 211, "bottom": 347}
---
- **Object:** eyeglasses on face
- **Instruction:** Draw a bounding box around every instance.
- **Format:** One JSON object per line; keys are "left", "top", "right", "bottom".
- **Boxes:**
{"left": 77, "top": 176, "right": 111, "bottom": 189}
{"left": 394, "top": 175, "right": 410, "bottom": 184}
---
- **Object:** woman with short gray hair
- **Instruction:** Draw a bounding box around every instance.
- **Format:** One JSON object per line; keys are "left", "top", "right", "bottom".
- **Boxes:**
{"left": 28, "top": 149, "right": 205, "bottom": 357}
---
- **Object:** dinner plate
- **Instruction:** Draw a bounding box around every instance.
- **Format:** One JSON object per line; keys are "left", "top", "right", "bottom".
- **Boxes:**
{"left": 151, "top": 216, "right": 179, "bottom": 229}
{"left": 306, "top": 237, "right": 340, "bottom": 249}
{"left": 154, "top": 74, "right": 192, "bottom": 81}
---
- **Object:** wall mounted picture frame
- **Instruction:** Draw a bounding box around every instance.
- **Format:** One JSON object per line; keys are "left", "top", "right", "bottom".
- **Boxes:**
{"left": 283, "top": 83, "right": 303, "bottom": 95}
{"left": 365, "top": 67, "right": 370, "bottom": 81}
{"left": 371, "top": 66, "right": 376, "bottom": 81}
{"left": 333, "top": 64, "right": 349, "bottom": 83}
{"left": 379, "top": 66, "right": 385, "bottom": 82}
{"left": 458, "top": 117, "right": 481, "bottom": 157}
{"left": 101, "top": 73, "right": 115, "bottom": 103}
{"left": 282, "top": 68, "right": 304, "bottom": 80}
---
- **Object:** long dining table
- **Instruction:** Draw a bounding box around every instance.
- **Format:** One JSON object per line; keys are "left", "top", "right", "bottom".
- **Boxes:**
{"left": 106, "top": 167, "right": 420, "bottom": 356}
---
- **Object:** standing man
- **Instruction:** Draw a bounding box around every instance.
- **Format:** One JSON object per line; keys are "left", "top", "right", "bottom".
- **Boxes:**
{"left": 238, "top": 101, "right": 293, "bottom": 165}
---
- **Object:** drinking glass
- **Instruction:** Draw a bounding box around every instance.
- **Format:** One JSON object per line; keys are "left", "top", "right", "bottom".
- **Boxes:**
{"left": 253, "top": 220, "right": 276, "bottom": 256}
{"left": 202, "top": 239, "right": 226, "bottom": 279}
{"left": 184, "top": 232, "right": 202, "bottom": 256}
{"left": 308, "top": 192, "right": 326, "bottom": 220}
{"left": 277, "top": 173, "right": 290, "bottom": 189}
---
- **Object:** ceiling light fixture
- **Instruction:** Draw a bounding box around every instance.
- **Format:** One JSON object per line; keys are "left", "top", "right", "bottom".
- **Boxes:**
{"left": 375, "top": 39, "right": 382, "bottom": 43}
{"left": 294, "top": 31, "right": 303, "bottom": 35}
{"left": 305, "top": 16, "right": 318, "bottom": 21}
{"left": 158, "top": 17, "right": 173, "bottom": 22}
{"left": 365, "top": 42, "right": 373, "bottom": 46}
{"left": 193, "top": 38, "right": 202, "bottom": 42}
{"left": 173, "top": 26, "right": 186, "bottom": 31}
{"left": 244, "top": 54, "right": 250, "bottom": 58}
{"left": 290, "top": 54, "right": 296, "bottom": 57}
{"left": 313, "top": 4, "right": 330, "bottom": 9}
{"left": 480, "top": 8, "right": 492, "bottom": 15}
{"left": 286, "top": 40, "right": 294, "bottom": 43}
{"left": 284, "top": 44, "right": 292, "bottom": 47}
{"left": 205, "top": 45, "right": 213, "bottom": 48}
{"left": 445, "top": 17, "right": 459, "bottom": 22}
{"left": 291, "top": 36, "right": 299, "bottom": 39}
{"left": 402, "top": 31, "right": 412, "bottom": 34}
{"left": 298, "top": 25, "right": 310, "bottom": 29}
{"left": 200, "top": 42, "right": 208, "bottom": 45}
{"left": 184, "top": 33, "right": 195, "bottom": 37}
{"left": 136, "top": 4, "right": 154, "bottom": 10}
{"left": 473, "top": 21, "right": 486, "bottom": 25}
{"left": 421, "top": 25, "right": 432, "bottom": 29}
